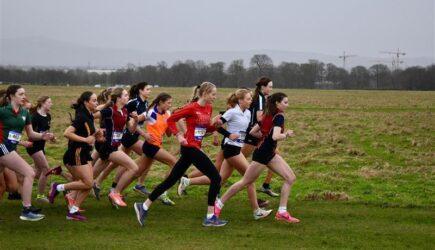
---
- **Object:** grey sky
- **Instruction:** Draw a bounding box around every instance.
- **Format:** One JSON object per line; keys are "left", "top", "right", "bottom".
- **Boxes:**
{"left": 1, "top": 0, "right": 434, "bottom": 58}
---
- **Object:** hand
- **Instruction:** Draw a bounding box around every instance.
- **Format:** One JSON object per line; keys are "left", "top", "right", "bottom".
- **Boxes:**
{"left": 286, "top": 130, "right": 295, "bottom": 137}
{"left": 95, "top": 129, "right": 106, "bottom": 142}
{"left": 212, "top": 115, "right": 223, "bottom": 126}
{"left": 21, "top": 141, "right": 33, "bottom": 148}
{"left": 212, "top": 132, "right": 220, "bottom": 146}
{"left": 50, "top": 136, "right": 57, "bottom": 143}
{"left": 177, "top": 133, "right": 188, "bottom": 146}
{"left": 84, "top": 136, "right": 96, "bottom": 145}
{"left": 229, "top": 133, "right": 240, "bottom": 141}
{"left": 130, "top": 111, "right": 139, "bottom": 121}
{"left": 42, "top": 132, "right": 55, "bottom": 141}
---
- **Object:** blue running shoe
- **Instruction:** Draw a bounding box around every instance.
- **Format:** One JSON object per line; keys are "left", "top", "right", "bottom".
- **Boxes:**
{"left": 134, "top": 202, "right": 148, "bottom": 226}
{"left": 202, "top": 215, "right": 228, "bottom": 227}
{"left": 20, "top": 209, "right": 45, "bottom": 221}
{"left": 133, "top": 185, "right": 151, "bottom": 196}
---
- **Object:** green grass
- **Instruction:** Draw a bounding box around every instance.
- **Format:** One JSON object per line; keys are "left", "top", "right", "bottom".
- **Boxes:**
{"left": 0, "top": 86, "right": 434, "bottom": 249}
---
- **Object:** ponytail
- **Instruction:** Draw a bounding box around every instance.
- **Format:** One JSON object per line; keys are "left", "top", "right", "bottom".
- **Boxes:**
{"left": 253, "top": 77, "right": 271, "bottom": 106}
{"left": 147, "top": 92, "right": 172, "bottom": 112}
{"left": 129, "top": 82, "right": 150, "bottom": 99}
{"left": 29, "top": 96, "right": 50, "bottom": 114}
{"left": 0, "top": 85, "right": 23, "bottom": 107}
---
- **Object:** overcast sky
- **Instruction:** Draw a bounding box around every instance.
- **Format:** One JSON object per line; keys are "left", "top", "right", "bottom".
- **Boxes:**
{"left": 1, "top": 0, "right": 434, "bottom": 58}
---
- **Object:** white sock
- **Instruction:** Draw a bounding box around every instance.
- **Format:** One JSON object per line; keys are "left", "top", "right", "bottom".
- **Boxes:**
{"left": 56, "top": 184, "right": 65, "bottom": 192}
{"left": 216, "top": 198, "right": 224, "bottom": 209}
{"left": 206, "top": 213, "right": 214, "bottom": 219}
{"left": 69, "top": 205, "right": 79, "bottom": 214}
{"left": 278, "top": 206, "right": 287, "bottom": 213}
{"left": 142, "top": 203, "right": 149, "bottom": 211}
{"left": 184, "top": 177, "right": 190, "bottom": 186}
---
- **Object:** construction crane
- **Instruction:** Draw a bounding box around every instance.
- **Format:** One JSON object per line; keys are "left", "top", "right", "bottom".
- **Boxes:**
{"left": 338, "top": 51, "right": 356, "bottom": 69}
{"left": 380, "top": 48, "right": 406, "bottom": 70}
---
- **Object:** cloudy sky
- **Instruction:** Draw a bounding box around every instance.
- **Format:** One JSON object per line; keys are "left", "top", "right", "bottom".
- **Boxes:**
{"left": 1, "top": 0, "right": 434, "bottom": 61}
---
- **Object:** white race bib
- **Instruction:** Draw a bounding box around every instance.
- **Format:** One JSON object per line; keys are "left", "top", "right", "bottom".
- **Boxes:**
{"left": 194, "top": 127, "right": 206, "bottom": 141}
{"left": 238, "top": 131, "right": 247, "bottom": 142}
{"left": 8, "top": 131, "right": 22, "bottom": 144}
{"left": 112, "top": 131, "right": 123, "bottom": 143}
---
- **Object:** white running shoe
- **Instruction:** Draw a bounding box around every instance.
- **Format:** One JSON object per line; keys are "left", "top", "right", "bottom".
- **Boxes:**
{"left": 177, "top": 177, "right": 190, "bottom": 196}
{"left": 253, "top": 208, "right": 273, "bottom": 220}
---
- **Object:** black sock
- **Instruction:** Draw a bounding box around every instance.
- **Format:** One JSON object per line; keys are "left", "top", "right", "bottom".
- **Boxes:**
{"left": 262, "top": 183, "right": 270, "bottom": 189}
{"left": 111, "top": 182, "right": 117, "bottom": 188}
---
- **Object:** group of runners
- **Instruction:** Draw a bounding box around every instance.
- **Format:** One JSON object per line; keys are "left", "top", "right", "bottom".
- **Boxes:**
{"left": 0, "top": 77, "right": 299, "bottom": 227}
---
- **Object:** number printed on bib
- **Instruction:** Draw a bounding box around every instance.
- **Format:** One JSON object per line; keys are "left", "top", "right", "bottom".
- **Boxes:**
{"left": 112, "top": 131, "right": 123, "bottom": 143}
{"left": 194, "top": 127, "right": 206, "bottom": 141}
{"left": 8, "top": 131, "right": 22, "bottom": 144}
{"left": 238, "top": 131, "right": 247, "bottom": 142}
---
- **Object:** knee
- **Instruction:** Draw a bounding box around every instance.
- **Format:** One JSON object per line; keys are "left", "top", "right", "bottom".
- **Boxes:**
{"left": 82, "top": 178, "right": 93, "bottom": 189}
{"left": 212, "top": 174, "right": 222, "bottom": 186}
{"left": 28, "top": 168, "right": 36, "bottom": 179}
{"left": 284, "top": 173, "right": 296, "bottom": 185}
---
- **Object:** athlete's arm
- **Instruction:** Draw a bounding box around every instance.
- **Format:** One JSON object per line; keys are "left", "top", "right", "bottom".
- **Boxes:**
{"left": 63, "top": 126, "right": 95, "bottom": 145}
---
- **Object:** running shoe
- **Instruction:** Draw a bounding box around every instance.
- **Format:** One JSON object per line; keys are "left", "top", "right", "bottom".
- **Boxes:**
{"left": 48, "top": 182, "right": 60, "bottom": 203}
{"left": 20, "top": 208, "right": 44, "bottom": 221}
{"left": 177, "top": 177, "right": 189, "bottom": 196}
{"left": 66, "top": 212, "right": 87, "bottom": 221}
{"left": 275, "top": 211, "right": 300, "bottom": 223}
{"left": 92, "top": 183, "right": 101, "bottom": 201}
{"left": 257, "top": 198, "right": 270, "bottom": 208}
{"left": 202, "top": 215, "right": 228, "bottom": 227}
{"left": 26, "top": 205, "right": 42, "bottom": 214}
{"left": 133, "top": 184, "right": 151, "bottom": 196}
{"left": 108, "top": 191, "right": 127, "bottom": 207}
{"left": 259, "top": 186, "right": 280, "bottom": 197}
{"left": 134, "top": 202, "right": 148, "bottom": 227}
{"left": 45, "top": 165, "right": 62, "bottom": 177}
{"left": 159, "top": 192, "right": 175, "bottom": 206}
{"left": 253, "top": 208, "right": 273, "bottom": 220}
{"left": 36, "top": 194, "right": 49, "bottom": 204}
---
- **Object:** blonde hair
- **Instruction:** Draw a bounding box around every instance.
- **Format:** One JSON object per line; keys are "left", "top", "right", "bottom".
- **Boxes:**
{"left": 226, "top": 89, "right": 252, "bottom": 108}
{"left": 190, "top": 82, "right": 216, "bottom": 102}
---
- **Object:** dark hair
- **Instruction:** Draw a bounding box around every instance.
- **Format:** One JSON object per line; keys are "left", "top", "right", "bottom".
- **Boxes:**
{"left": 264, "top": 92, "right": 287, "bottom": 116}
{"left": 129, "top": 82, "right": 151, "bottom": 99}
{"left": 97, "top": 87, "right": 113, "bottom": 105}
{"left": 71, "top": 91, "right": 94, "bottom": 110}
{"left": 29, "top": 96, "right": 50, "bottom": 114}
{"left": 0, "top": 85, "right": 23, "bottom": 107}
{"left": 252, "top": 77, "right": 271, "bottom": 106}
{"left": 147, "top": 92, "right": 172, "bottom": 112}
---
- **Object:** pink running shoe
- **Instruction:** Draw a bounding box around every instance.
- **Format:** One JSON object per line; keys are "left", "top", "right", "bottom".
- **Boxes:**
{"left": 275, "top": 211, "right": 300, "bottom": 223}
{"left": 109, "top": 192, "right": 127, "bottom": 207}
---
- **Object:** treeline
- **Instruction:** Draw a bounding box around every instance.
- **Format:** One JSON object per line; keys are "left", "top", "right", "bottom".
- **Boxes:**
{"left": 0, "top": 54, "right": 434, "bottom": 90}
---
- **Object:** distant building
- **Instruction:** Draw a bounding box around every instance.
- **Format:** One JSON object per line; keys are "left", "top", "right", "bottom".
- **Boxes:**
{"left": 86, "top": 69, "right": 117, "bottom": 75}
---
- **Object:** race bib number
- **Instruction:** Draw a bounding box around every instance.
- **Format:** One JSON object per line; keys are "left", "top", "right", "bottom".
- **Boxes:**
{"left": 8, "top": 131, "right": 22, "bottom": 144}
{"left": 112, "top": 131, "right": 123, "bottom": 143}
{"left": 194, "top": 127, "right": 206, "bottom": 141}
{"left": 238, "top": 131, "right": 247, "bottom": 142}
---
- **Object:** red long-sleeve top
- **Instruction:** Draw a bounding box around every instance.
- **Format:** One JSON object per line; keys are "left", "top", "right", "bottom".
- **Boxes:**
{"left": 167, "top": 102, "right": 216, "bottom": 149}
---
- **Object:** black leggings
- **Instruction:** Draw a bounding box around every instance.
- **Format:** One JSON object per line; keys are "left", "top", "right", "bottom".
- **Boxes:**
{"left": 149, "top": 146, "right": 221, "bottom": 206}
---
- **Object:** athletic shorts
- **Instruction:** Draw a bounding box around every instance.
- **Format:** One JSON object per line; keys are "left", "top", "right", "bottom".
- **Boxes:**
{"left": 96, "top": 142, "right": 118, "bottom": 161}
{"left": 222, "top": 144, "right": 241, "bottom": 159}
{"left": 142, "top": 141, "right": 160, "bottom": 159}
{"left": 121, "top": 131, "right": 140, "bottom": 149}
{"left": 63, "top": 147, "right": 92, "bottom": 166}
{"left": 244, "top": 133, "right": 260, "bottom": 146}
{"left": 26, "top": 144, "right": 45, "bottom": 156}
{"left": 252, "top": 148, "right": 276, "bottom": 165}
{"left": 0, "top": 143, "right": 15, "bottom": 157}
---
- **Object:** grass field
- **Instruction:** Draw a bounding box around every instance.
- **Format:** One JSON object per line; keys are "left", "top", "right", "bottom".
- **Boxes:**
{"left": 0, "top": 85, "right": 434, "bottom": 249}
